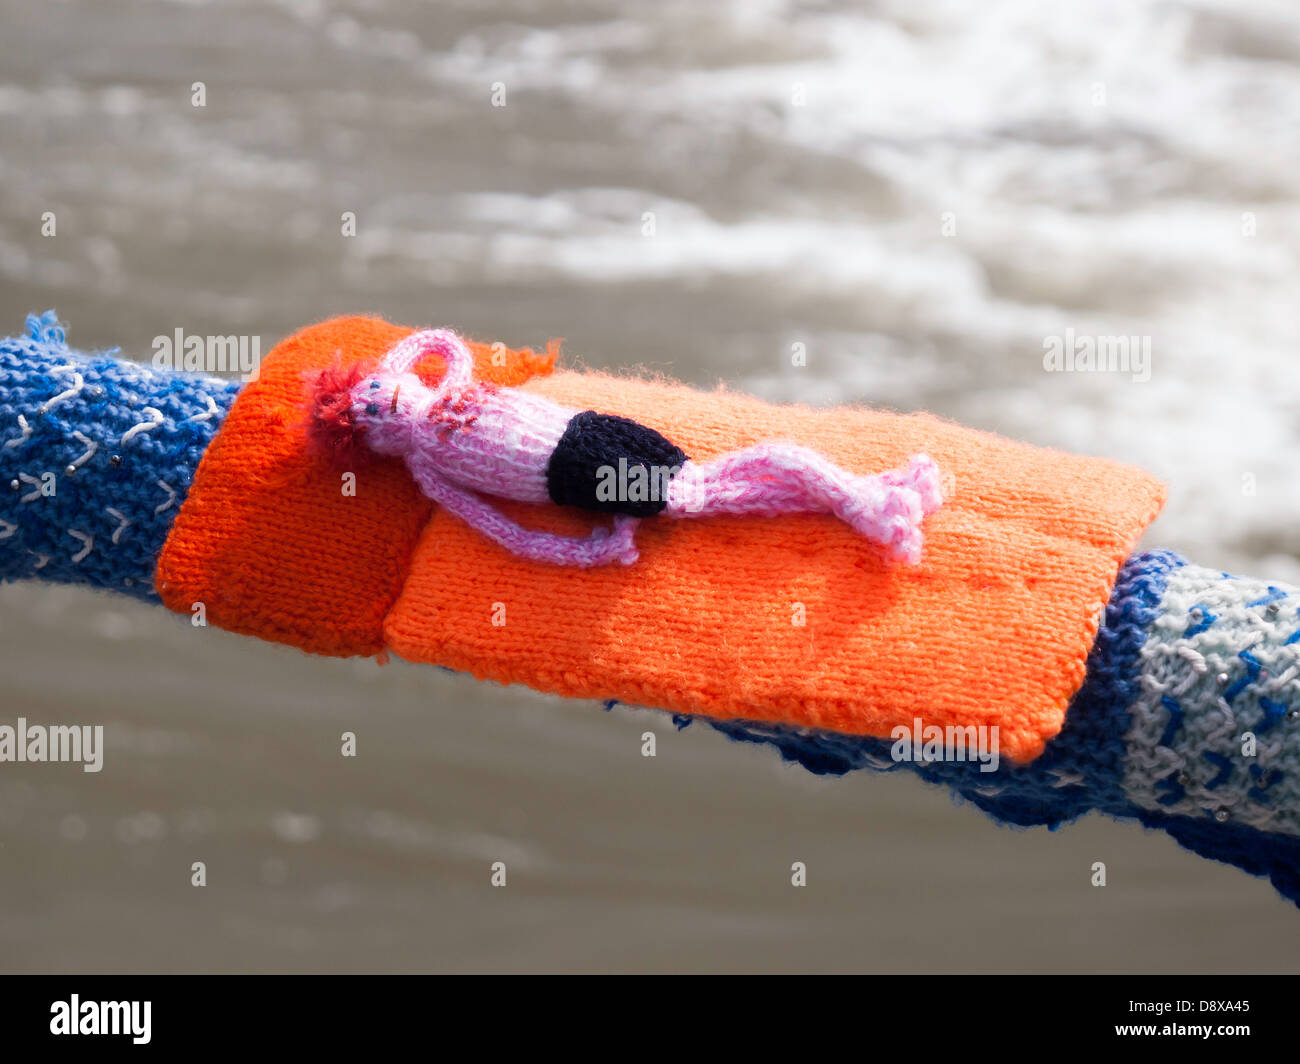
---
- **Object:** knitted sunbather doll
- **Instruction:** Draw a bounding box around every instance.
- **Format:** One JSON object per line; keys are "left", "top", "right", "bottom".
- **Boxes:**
{"left": 4, "top": 310, "right": 1299, "bottom": 907}
{"left": 307, "top": 327, "right": 944, "bottom": 567}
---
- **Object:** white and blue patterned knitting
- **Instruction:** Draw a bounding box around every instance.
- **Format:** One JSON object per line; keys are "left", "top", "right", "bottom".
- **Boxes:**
{"left": 3, "top": 313, "right": 1300, "bottom": 905}
{"left": 0, "top": 312, "right": 238, "bottom": 600}
{"left": 697, "top": 549, "right": 1300, "bottom": 905}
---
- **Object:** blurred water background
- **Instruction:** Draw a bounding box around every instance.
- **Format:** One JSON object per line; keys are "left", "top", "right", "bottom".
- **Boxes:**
{"left": 1, "top": 0, "right": 1299, "bottom": 971}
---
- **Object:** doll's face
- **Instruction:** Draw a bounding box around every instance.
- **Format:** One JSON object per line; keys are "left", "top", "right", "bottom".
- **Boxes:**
{"left": 354, "top": 371, "right": 424, "bottom": 429}
{"left": 358, "top": 374, "right": 394, "bottom": 422}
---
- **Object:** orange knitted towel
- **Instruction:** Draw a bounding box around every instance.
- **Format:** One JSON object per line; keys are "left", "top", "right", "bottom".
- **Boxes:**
{"left": 158, "top": 316, "right": 1166, "bottom": 762}
{"left": 154, "top": 316, "right": 559, "bottom": 656}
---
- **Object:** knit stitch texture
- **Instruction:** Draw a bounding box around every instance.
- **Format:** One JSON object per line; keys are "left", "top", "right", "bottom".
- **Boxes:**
{"left": 7, "top": 315, "right": 1300, "bottom": 904}
{"left": 332, "top": 328, "right": 943, "bottom": 567}
{"left": 693, "top": 549, "right": 1300, "bottom": 906}
{"left": 1121, "top": 564, "right": 1300, "bottom": 836}
{"left": 62, "top": 313, "right": 1163, "bottom": 760}
{"left": 155, "top": 316, "right": 562, "bottom": 654}
{"left": 384, "top": 364, "right": 1167, "bottom": 762}
{"left": 0, "top": 312, "right": 237, "bottom": 600}
{"left": 547, "top": 410, "right": 688, "bottom": 516}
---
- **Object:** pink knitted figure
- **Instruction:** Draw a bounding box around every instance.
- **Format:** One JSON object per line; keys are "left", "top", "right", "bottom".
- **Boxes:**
{"left": 311, "top": 329, "right": 944, "bottom": 568}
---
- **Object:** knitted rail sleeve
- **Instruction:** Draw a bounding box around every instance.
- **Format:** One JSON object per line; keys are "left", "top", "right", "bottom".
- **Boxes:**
{"left": 5, "top": 314, "right": 1298, "bottom": 904}
{"left": 0, "top": 313, "right": 239, "bottom": 600}
{"left": 701, "top": 549, "right": 1300, "bottom": 905}
{"left": 1120, "top": 563, "right": 1300, "bottom": 900}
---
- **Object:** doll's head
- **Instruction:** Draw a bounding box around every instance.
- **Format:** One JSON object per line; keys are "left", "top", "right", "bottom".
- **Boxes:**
{"left": 308, "top": 356, "right": 438, "bottom": 460}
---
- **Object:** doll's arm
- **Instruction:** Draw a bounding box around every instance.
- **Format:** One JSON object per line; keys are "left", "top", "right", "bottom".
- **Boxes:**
{"left": 411, "top": 463, "right": 640, "bottom": 568}
{"left": 382, "top": 328, "right": 475, "bottom": 393}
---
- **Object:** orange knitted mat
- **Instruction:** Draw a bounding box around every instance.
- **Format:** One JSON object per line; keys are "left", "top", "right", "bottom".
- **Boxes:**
{"left": 383, "top": 372, "right": 1166, "bottom": 763}
{"left": 159, "top": 316, "right": 1166, "bottom": 763}
{"left": 154, "top": 316, "right": 558, "bottom": 655}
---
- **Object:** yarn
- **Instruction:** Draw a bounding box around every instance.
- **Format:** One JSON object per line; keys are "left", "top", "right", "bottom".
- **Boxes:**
{"left": 2, "top": 314, "right": 1165, "bottom": 766}
{"left": 344, "top": 328, "right": 637, "bottom": 567}
{"left": 547, "top": 411, "right": 689, "bottom": 517}
{"left": 699, "top": 548, "right": 1300, "bottom": 907}
{"left": 305, "top": 358, "right": 379, "bottom": 468}
{"left": 663, "top": 444, "right": 943, "bottom": 563}
{"left": 385, "top": 361, "right": 1166, "bottom": 763}
{"left": 327, "top": 328, "right": 944, "bottom": 567}
{"left": 701, "top": 549, "right": 1184, "bottom": 802}
{"left": 1121, "top": 563, "right": 1300, "bottom": 835}
{"left": 155, "top": 316, "right": 563, "bottom": 655}
{"left": 116, "top": 314, "right": 1165, "bottom": 759}
{"left": 0, "top": 312, "right": 238, "bottom": 600}
{"left": 11, "top": 312, "right": 1300, "bottom": 905}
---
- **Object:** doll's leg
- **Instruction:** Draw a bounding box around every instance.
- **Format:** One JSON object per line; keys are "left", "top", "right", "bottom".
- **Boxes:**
{"left": 664, "top": 443, "right": 942, "bottom": 563}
